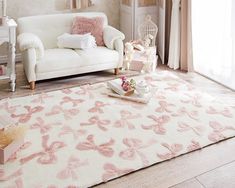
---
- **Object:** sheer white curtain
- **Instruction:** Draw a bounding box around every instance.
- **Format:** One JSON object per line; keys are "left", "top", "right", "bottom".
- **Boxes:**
{"left": 168, "top": 0, "right": 181, "bottom": 70}
{"left": 192, "top": 0, "right": 235, "bottom": 90}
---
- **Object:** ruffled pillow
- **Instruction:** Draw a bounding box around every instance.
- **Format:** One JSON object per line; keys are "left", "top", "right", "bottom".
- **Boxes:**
{"left": 71, "top": 16, "right": 104, "bottom": 46}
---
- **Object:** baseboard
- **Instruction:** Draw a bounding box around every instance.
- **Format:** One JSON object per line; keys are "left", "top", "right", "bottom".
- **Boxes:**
{"left": 0, "top": 53, "right": 22, "bottom": 64}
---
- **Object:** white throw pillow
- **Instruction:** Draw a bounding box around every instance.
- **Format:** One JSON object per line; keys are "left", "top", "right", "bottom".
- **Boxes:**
{"left": 57, "top": 33, "right": 97, "bottom": 49}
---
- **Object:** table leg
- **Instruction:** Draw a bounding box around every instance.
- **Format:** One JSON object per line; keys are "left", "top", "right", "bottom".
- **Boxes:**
{"left": 9, "top": 43, "right": 16, "bottom": 92}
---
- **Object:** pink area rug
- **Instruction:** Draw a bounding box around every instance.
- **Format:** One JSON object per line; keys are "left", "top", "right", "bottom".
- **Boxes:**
{"left": 0, "top": 71, "right": 235, "bottom": 187}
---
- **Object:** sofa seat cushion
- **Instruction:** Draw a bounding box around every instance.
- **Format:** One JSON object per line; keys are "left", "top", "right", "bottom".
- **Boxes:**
{"left": 36, "top": 49, "right": 82, "bottom": 73}
{"left": 75, "top": 47, "right": 119, "bottom": 66}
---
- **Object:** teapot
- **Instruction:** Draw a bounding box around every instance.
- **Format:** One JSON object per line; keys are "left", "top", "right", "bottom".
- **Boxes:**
{"left": 136, "top": 81, "right": 150, "bottom": 97}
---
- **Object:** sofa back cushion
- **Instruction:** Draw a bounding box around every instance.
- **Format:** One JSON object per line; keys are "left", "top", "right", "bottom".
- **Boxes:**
{"left": 17, "top": 12, "right": 108, "bottom": 49}
{"left": 72, "top": 16, "right": 104, "bottom": 46}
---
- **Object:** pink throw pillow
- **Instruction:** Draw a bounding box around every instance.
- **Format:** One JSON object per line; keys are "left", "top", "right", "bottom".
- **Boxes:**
{"left": 71, "top": 16, "right": 105, "bottom": 46}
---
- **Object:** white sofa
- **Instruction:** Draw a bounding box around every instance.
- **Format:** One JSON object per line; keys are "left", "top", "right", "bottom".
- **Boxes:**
{"left": 17, "top": 12, "right": 125, "bottom": 89}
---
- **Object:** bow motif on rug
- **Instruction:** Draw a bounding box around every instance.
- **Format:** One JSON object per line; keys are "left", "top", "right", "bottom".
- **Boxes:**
{"left": 11, "top": 106, "right": 44, "bottom": 123}
{"left": 57, "top": 156, "right": 88, "bottom": 180}
{"left": 20, "top": 135, "right": 66, "bottom": 165}
{"left": 208, "top": 121, "right": 235, "bottom": 142}
{"left": 102, "top": 163, "right": 134, "bottom": 182}
{"left": 75, "top": 85, "right": 95, "bottom": 99}
{"left": 60, "top": 96, "right": 84, "bottom": 107}
{"left": 0, "top": 168, "right": 22, "bottom": 181}
{"left": 31, "top": 93, "right": 53, "bottom": 104}
{"left": 76, "top": 135, "right": 115, "bottom": 157}
{"left": 144, "top": 76, "right": 158, "bottom": 87}
{"left": 187, "top": 140, "right": 201, "bottom": 152}
{"left": 154, "top": 91, "right": 166, "bottom": 100}
{"left": 59, "top": 126, "right": 87, "bottom": 140}
{"left": 2, "top": 178, "right": 23, "bottom": 188}
{"left": 88, "top": 101, "right": 109, "bottom": 113}
{"left": 7, "top": 142, "right": 32, "bottom": 163}
{"left": 155, "top": 101, "right": 175, "bottom": 113}
{"left": 80, "top": 116, "right": 111, "bottom": 131}
{"left": 61, "top": 88, "right": 73, "bottom": 95}
{"left": 0, "top": 169, "right": 24, "bottom": 188}
{"left": 172, "top": 107, "right": 199, "bottom": 121}
{"left": 119, "top": 138, "right": 157, "bottom": 166}
{"left": 31, "top": 117, "right": 61, "bottom": 134}
{"left": 177, "top": 122, "right": 204, "bottom": 136}
{"left": 46, "top": 105, "right": 79, "bottom": 120}
{"left": 114, "top": 101, "right": 145, "bottom": 110}
{"left": 163, "top": 76, "right": 181, "bottom": 82}
{"left": 206, "top": 106, "right": 233, "bottom": 118}
{"left": 181, "top": 93, "right": 202, "bottom": 107}
{"left": 165, "top": 83, "right": 180, "bottom": 92}
{"left": 142, "top": 115, "right": 170, "bottom": 135}
{"left": 0, "top": 100, "right": 20, "bottom": 114}
{"left": 114, "top": 110, "right": 141, "bottom": 130}
{"left": 157, "top": 143, "right": 183, "bottom": 160}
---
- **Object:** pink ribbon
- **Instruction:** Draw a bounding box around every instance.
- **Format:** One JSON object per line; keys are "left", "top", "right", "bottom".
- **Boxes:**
{"left": 60, "top": 96, "right": 84, "bottom": 107}
{"left": 76, "top": 135, "right": 114, "bottom": 157}
{"left": 88, "top": 101, "right": 108, "bottom": 113}
{"left": 81, "top": 116, "right": 110, "bottom": 131}
{"left": 20, "top": 135, "right": 66, "bottom": 165}
{"left": 11, "top": 106, "right": 43, "bottom": 123}
{"left": 46, "top": 105, "right": 79, "bottom": 120}
{"left": 142, "top": 115, "right": 170, "bottom": 135}
{"left": 207, "top": 106, "right": 233, "bottom": 118}
{"left": 102, "top": 163, "right": 134, "bottom": 182}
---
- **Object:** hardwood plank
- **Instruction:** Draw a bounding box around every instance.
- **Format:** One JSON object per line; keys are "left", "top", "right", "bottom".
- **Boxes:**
{"left": 170, "top": 178, "right": 204, "bottom": 188}
{"left": 95, "top": 138, "right": 235, "bottom": 188}
{"left": 197, "top": 161, "right": 235, "bottom": 188}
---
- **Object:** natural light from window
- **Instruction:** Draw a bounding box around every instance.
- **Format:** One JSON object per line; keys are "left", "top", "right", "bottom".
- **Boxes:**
{"left": 192, "top": 0, "right": 235, "bottom": 90}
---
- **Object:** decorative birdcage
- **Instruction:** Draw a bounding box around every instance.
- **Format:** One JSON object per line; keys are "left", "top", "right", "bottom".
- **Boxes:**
{"left": 138, "top": 15, "right": 158, "bottom": 47}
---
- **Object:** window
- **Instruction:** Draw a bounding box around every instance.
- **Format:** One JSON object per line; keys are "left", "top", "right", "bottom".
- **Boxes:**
{"left": 192, "top": 0, "right": 235, "bottom": 90}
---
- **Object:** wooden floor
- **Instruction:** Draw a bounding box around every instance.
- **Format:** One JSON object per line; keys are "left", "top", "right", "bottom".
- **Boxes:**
{"left": 0, "top": 63, "right": 139, "bottom": 99}
{"left": 1, "top": 63, "right": 235, "bottom": 188}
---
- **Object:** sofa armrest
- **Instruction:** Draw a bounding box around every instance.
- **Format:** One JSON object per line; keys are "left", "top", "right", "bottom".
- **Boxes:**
{"left": 103, "top": 26, "right": 125, "bottom": 50}
{"left": 17, "top": 33, "right": 45, "bottom": 60}
{"left": 114, "top": 39, "right": 124, "bottom": 68}
{"left": 22, "top": 48, "right": 37, "bottom": 82}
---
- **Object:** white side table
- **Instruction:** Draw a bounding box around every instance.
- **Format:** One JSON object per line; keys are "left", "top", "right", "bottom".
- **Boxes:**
{"left": 0, "top": 19, "right": 17, "bottom": 92}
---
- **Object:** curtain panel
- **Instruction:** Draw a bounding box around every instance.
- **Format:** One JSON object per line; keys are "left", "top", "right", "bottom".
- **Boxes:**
{"left": 165, "top": 0, "right": 193, "bottom": 72}
{"left": 167, "top": 0, "right": 181, "bottom": 70}
{"left": 69, "top": 0, "right": 91, "bottom": 9}
{"left": 180, "top": 0, "right": 193, "bottom": 71}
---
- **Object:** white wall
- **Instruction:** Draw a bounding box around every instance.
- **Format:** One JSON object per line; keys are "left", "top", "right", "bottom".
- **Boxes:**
{"left": 7, "top": 0, "right": 120, "bottom": 28}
